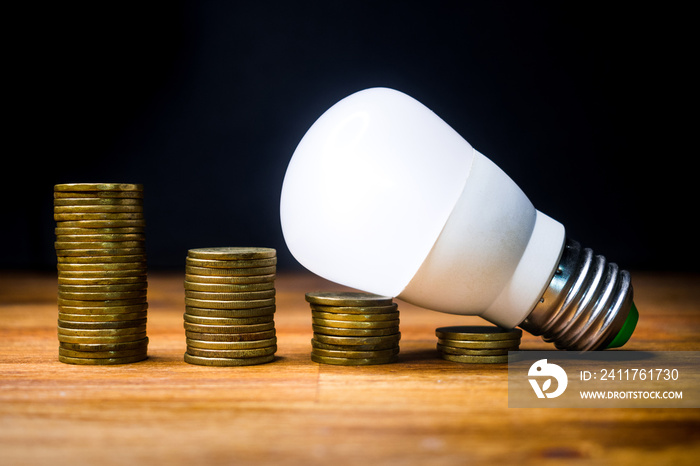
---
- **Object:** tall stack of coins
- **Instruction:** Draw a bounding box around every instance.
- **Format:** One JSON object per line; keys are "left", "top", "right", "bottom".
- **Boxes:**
{"left": 307, "top": 291, "right": 400, "bottom": 365}
{"left": 183, "top": 247, "right": 277, "bottom": 366}
{"left": 54, "top": 183, "right": 148, "bottom": 365}
{"left": 435, "top": 325, "right": 522, "bottom": 364}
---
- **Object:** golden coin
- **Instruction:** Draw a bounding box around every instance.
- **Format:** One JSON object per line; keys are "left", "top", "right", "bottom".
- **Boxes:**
{"left": 185, "top": 265, "right": 276, "bottom": 277}
{"left": 58, "top": 303, "right": 148, "bottom": 314}
{"left": 55, "top": 219, "right": 146, "bottom": 228}
{"left": 305, "top": 292, "right": 394, "bottom": 307}
{"left": 55, "top": 226, "right": 145, "bottom": 235}
{"left": 436, "top": 338, "right": 521, "bottom": 349}
{"left": 54, "top": 205, "right": 143, "bottom": 214}
{"left": 309, "top": 303, "right": 399, "bottom": 314}
{"left": 54, "top": 190, "right": 143, "bottom": 199}
{"left": 58, "top": 290, "right": 147, "bottom": 301}
{"left": 58, "top": 325, "right": 147, "bottom": 336}
{"left": 311, "top": 347, "right": 399, "bottom": 359}
{"left": 59, "top": 354, "right": 147, "bottom": 365}
{"left": 312, "top": 324, "right": 399, "bottom": 337}
{"left": 56, "top": 254, "right": 146, "bottom": 263}
{"left": 185, "top": 256, "right": 277, "bottom": 269}
{"left": 59, "top": 337, "right": 148, "bottom": 352}
{"left": 184, "top": 353, "right": 274, "bottom": 366}
{"left": 310, "top": 353, "right": 398, "bottom": 365}
{"left": 57, "top": 268, "right": 147, "bottom": 277}
{"left": 183, "top": 321, "right": 274, "bottom": 334}
{"left": 184, "top": 305, "right": 275, "bottom": 318}
{"left": 184, "top": 289, "right": 275, "bottom": 301}
{"left": 184, "top": 297, "right": 275, "bottom": 310}
{"left": 54, "top": 212, "right": 144, "bottom": 221}
{"left": 436, "top": 344, "right": 513, "bottom": 356}
{"left": 59, "top": 312, "right": 148, "bottom": 322}
{"left": 311, "top": 338, "right": 399, "bottom": 352}
{"left": 439, "top": 353, "right": 510, "bottom": 364}
{"left": 184, "top": 280, "right": 274, "bottom": 292}
{"left": 55, "top": 241, "right": 144, "bottom": 250}
{"left": 54, "top": 197, "right": 142, "bottom": 206}
{"left": 435, "top": 326, "right": 523, "bottom": 341}
{"left": 311, "top": 317, "right": 399, "bottom": 329}
{"left": 312, "top": 333, "right": 401, "bottom": 347}
{"left": 58, "top": 297, "right": 147, "bottom": 307}
{"left": 56, "top": 234, "right": 145, "bottom": 243}
{"left": 58, "top": 282, "right": 147, "bottom": 292}
{"left": 183, "top": 313, "right": 274, "bottom": 325}
{"left": 57, "top": 332, "right": 147, "bottom": 344}
{"left": 58, "top": 318, "right": 147, "bottom": 329}
{"left": 311, "top": 311, "right": 399, "bottom": 322}
{"left": 59, "top": 347, "right": 147, "bottom": 359}
{"left": 187, "top": 247, "right": 276, "bottom": 260}
{"left": 54, "top": 183, "right": 143, "bottom": 192}
{"left": 184, "top": 273, "right": 275, "bottom": 284}
{"left": 184, "top": 329, "right": 275, "bottom": 342}
{"left": 185, "top": 345, "right": 277, "bottom": 359}
{"left": 186, "top": 337, "right": 277, "bottom": 350}
{"left": 58, "top": 275, "right": 146, "bottom": 285}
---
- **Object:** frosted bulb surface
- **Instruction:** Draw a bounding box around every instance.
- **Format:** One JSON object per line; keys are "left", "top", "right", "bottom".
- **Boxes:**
{"left": 280, "top": 87, "right": 474, "bottom": 296}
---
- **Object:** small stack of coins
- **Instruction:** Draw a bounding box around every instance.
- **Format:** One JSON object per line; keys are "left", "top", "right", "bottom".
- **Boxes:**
{"left": 307, "top": 291, "right": 400, "bottom": 365}
{"left": 53, "top": 183, "right": 148, "bottom": 365}
{"left": 435, "top": 325, "right": 522, "bottom": 364}
{"left": 183, "top": 247, "right": 278, "bottom": 366}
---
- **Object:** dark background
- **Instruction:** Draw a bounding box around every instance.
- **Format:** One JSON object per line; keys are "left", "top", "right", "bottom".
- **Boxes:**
{"left": 3, "top": 2, "right": 695, "bottom": 274}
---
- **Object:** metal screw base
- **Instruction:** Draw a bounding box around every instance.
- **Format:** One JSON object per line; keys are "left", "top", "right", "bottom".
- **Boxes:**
{"left": 519, "top": 239, "right": 634, "bottom": 351}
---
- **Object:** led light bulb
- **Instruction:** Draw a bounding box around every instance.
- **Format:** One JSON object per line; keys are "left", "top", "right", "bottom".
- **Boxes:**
{"left": 280, "top": 87, "right": 638, "bottom": 351}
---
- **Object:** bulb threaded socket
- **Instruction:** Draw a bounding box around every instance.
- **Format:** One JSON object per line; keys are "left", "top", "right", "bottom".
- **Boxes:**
{"left": 519, "top": 239, "right": 635, "bottom": 351}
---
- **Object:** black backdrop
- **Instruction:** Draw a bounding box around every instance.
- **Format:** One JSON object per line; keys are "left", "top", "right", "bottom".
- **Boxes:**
{"left": 4, "top": 2, "right": 695, "bottom": 274}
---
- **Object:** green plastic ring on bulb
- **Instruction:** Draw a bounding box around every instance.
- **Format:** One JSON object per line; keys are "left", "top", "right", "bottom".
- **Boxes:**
{"left": 606, "top": 302, "right": 639, "bottom": 349}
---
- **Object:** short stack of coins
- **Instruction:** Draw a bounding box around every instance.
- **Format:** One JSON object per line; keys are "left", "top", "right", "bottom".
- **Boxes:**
{"left": 435, "top": 325, "right": 522, "bottom": 364}
{"left": 183, "top": 247, "right": 278, "bottom": 366}
{"left": 53, "top": 183, "right": 148, "bottom": 365}
{"left": 307, "top": 291, "right": 400, "bottom": 365}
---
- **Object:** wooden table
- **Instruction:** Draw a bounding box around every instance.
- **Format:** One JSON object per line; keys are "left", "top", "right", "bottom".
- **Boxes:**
{"left": 1, "top": 270, "right": 699, "bottom": 465}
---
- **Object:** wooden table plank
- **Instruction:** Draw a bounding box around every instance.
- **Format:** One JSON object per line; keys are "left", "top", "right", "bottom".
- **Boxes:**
{"left": 1, "top": 270, "right": 699, "bottom": 465}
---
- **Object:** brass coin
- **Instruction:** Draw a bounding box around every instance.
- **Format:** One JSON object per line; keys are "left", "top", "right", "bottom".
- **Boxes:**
{"left": 56, "top": 248, "right": 146, "bottom": 257}
{"left": 305, "top": 291, "right": 394, "bottom": 307}
{"left": 54, "top": 191, "right": 143, "bottom": 199}
{"left": 58, "top": 282, "right": 147, "bottom": 292}
{"left": 185, "top": 345, "right": 277, "bottom": 359}
{"left": 58, "top": 318, "right": 147, "bottom": 329}
{"left": 312, "top": 324, "right": 399, "bottom": 337}
{"left": 439, "top": 353, "right": 510, "bottom": 364}
{"left": 59, "top": 354, "right": 147, "bottom": 365}
{"left": 311, "top": 338, "right": 399, "bottom": 352}
{"left": 59, "top": 347, "right": 147, "bottom": 359}
{"left": 59, "top": 312, "right": 148, "bottom": 322}
{"left": 185, "top": 265, "right": 276, "bottom": 277}
{"left": 54, "top": 205, "right": 143, "bottom": 214}
{"left": 311, "top": 311, "right": 399, "bottom": 322}
{"left": 184, "top": 329, "right": 275, "bottom": 342}
{"left": 184, "top": 289, "right": 275, "bottom": 301}
{"left": 54, "top": 197, "right": 142, "bottom": 206}
{"left": 183, "top": 321, "right": 274, "bottom": 334}
{"left": 184, "top": 305, "right": 275, "bottom": 318}
{"left": 54, "top": 211, "right": 144, "bottom": 221}
{"left": 58, "top": 276, "right": 146, "bottom": 285}
{"left": 184, "top": 273, "right": 275, "bottom": 284}
{"left": 57, "top": 268, "right": 147, "bottom": 277}
{"left": 184, "top": 352, "right": 274, "bottom": 366}
{"left": 184, "top": 297, "right": 275, "bottom": 310}
{"left": 57, "top": 332, "right": 148, "bottom": 344}
{"left": 55, "top": 219, "right": 146, "bottom": 228}
{"left": 309, "top": 303, "right": 399, "bottom": 314}
{"left": 54, "top": 183, "right": 143, "bottom": 192}
{"left": 55, "top": 241, "right": 144, "bottom": 250}
{"left": 58, "top": 325, "right": 147, "bottom": 336}
{"left": 312, "top": 333, "right": 401, "bottom": 347}
{"left": 58, "top": 303, "right": 148, "bottom": 314}
{"left": 183, "top": 313, "right": 274, "bottom": 325}
{"left": 55, "top": 226, "right": 145, "bottom": 235}
{"left": 56, "top": 254, "right": 146, "bottom": 263}
{"left": 436, "top": 344, "right": 513, "bottom": 356}
{"left": 435, "top": 326, "right": 523, "bottom": 341}
{"left": 185, "top": 256, "right": 277, "bottom": 269}
{"left": 311, "top": 347, "right": 399, "bottom": 359}
{"left": 187, "top": 247, "right": 276, "bottom": 260}
{"left": 58, "top": 290, "right": 147, "bottom": 301}
{"left": 436, "top": 338, "right": 522, "bottom": 349}
{"left": 184, "top": 280, "right": 274, "bottom": 292}
{"left": 58, "top": 298, "right": 148, "bottom": 308}
{"left": 59, "top": 337, "right": 148, "bottom": 352}
{"left": 311, "top": 317, "right": 399, "bottom": 329}
{"left": 55, "top": 233, "right": 145, "bottom": 243}
{"left": 310, "top": 353, "right": 399, "bottom": 366}
{"left": 186, "top": 337, "right": 277, "bottom": 350}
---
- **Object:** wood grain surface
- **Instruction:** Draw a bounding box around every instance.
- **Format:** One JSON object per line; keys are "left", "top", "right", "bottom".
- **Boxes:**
{"left": 1, "top": 270, "right": 699, "bottom": 465}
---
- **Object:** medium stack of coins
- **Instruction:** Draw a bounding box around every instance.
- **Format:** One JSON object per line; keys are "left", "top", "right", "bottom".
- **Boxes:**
{"left": 435, "top": 325, "right": 522, "bottom": 364}
{"left": 183, "top": 247, "right": 278, "bottom": 366}
{"left": 307, "top": 291, "right": 400, "bottom": 365}
{"left": 54, "top": 183, "right": 148, "bottom": 365}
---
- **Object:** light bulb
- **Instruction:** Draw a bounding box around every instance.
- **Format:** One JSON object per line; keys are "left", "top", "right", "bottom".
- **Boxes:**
{"left": 280, "top": 87, "right": 638, "bottom": 351}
